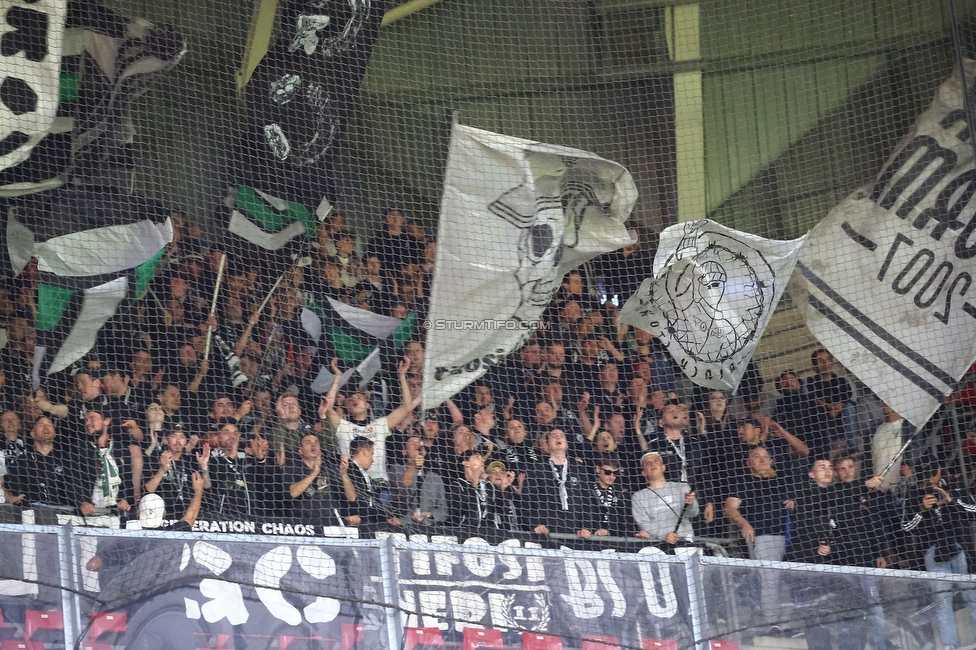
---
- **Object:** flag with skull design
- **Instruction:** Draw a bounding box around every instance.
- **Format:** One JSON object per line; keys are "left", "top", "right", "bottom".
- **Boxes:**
{"left": 0, "top": 0, "right": 67, "bottom": 176}
{"left": 422, "top": 123, "right": 637, "bottom": 411}
{"left": 618, "top": 219, "right": 805, "bottom": 391}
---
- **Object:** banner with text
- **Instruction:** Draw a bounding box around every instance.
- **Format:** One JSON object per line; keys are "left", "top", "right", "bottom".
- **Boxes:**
{"left": 395, "top": 541, "right": 692, "bottom": 648}
{"left": 799, "top": 60, "right": 976, "bottom": 426}
{"left": 59, "top": 532, "right": 691, "bottom": 649}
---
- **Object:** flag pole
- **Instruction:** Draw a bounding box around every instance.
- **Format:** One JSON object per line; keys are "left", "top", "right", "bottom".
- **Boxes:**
{"left": 203, "top": 253, "right": 227, "bottom": 359}
{"left": 877, "top": 429, "right": 919, "bottom": 480}
{"left": 255, "top": 273, "right": 284, "bottom": 317}
{"left": 246, "top": 324, "right": 280, "bottom": 401}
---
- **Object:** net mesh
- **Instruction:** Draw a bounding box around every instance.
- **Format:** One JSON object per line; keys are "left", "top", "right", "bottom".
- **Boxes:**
{"left": 2, "top": 0, "right": 976, "bottom": 648}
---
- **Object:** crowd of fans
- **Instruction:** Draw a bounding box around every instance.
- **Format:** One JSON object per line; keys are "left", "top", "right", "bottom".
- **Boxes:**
{"left": 1, "top": 207, "right": 976, "bottom": 616}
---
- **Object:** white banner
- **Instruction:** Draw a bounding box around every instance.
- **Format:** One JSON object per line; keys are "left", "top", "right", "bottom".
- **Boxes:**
{"left": 619, "top": 219, "right": 804, "bottom": 391}
{"left": 422, "top": 124, "right": 636, "bottom": 410}
{"left": 798, "top": 61, "right": 976, "bottom": 426}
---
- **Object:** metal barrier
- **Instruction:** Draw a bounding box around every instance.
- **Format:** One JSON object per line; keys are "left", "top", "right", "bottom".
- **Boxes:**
{"left": 0, "top": 522, "right": 971, "bottom": 649}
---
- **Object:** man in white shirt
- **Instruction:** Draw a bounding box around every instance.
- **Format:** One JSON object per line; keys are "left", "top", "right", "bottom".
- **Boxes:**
{"left": 872, "top": 403, "right": 908, "bottom": 491}
{"left": 322, "top": 357, "right": 420, "bottom": 481}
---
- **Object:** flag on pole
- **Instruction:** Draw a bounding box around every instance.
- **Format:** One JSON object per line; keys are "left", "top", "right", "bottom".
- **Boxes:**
{"left": 798, "top": 61, "right": 976, "bottom": 427}
{"left": 13, "top": 186, "right": 172, "bottom": 375}
{"left": 422, "top": 123, "right": 637, "bottom": 411}
{"left": 618, "top": 219, "right": 805, "bottom": 391}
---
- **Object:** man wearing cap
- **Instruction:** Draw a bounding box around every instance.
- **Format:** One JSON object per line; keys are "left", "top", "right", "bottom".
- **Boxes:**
{"left": 81, "top": 410, "right": 133, "bottom": 513}
{"left": 144, "top": 424, "right": 211, "bottom": 520}
{"left": 633, "top": 451, "right": 697, "bottom": 544}
{"left": 485, "top": 459, "right": 523, "bottom": 534}
{"left": 322, "top": 357, "right": 420, "bottom": 482}
{"left": 390, "top": 435, "right": 447, "bottom": 528}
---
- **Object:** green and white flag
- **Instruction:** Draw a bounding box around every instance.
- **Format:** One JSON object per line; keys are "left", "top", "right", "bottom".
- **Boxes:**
{"left": 303, "top": 297, "right": 417, "bottom": 390}
{"left": 226, "top": 184, "right": 314, "bottom": 252}
{"left": 13, "top": 187, "right": 172, "bottom": 376}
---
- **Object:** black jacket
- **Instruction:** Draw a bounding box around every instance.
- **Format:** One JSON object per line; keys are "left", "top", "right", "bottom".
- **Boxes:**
{"left": 830, "top": 480, "right": 886, "bottom": 567}
{"left": 784, "top": 478, "right": 834, "bottom": 564}
{"left": 6, "top": 442, "right": 94, "bottom": 511}
{"left": 206, "top": 450, "right": 280, "bottom": 519}
{"left": 523, "top": 457, "right": 601, "bottom": 534}
{"left": 901, "top": 478, "right": 976, "bottom": 562}
{"left": 590, "top": 482, "right": 632, "bottom": 537}
{"left": 341, "top": 460, "right": 390, "bottom": 526}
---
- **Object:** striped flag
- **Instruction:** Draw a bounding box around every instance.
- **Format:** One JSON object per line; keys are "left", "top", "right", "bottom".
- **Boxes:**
{"left": 11, "top": 186, "right": 172, "bottom": 375}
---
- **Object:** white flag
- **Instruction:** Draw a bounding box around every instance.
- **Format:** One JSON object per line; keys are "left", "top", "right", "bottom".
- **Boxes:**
{"left": 799, "top": 61, "right": 976, "bottom": 427}
{"left": 422, "top": 124, "right": 636, "bottom": 410}
{"left": 0, "top": 0, "right": 67, "bottom": 173}
{"left": 619, "top": 219, "right": 805, "bottom": 391}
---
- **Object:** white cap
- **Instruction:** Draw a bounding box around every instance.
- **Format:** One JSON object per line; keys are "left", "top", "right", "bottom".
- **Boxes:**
{"left": 139, "top": 494, "right": 166, "bottom": 529}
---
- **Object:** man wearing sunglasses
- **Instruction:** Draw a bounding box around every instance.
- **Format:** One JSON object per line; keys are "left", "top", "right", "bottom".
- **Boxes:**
{"left": 590, "top": 454, "right": 632, "bottom": 537}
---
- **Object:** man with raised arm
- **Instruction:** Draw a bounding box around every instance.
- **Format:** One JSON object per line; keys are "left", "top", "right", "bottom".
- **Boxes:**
{"left": 321, "top": 356, "right": 421, "bottom": 482}
{"left": 143, "top": 423, "right": 210, "bottom": 520}
{"left": 85, "top": 472, "right": 207, "bottom": 590}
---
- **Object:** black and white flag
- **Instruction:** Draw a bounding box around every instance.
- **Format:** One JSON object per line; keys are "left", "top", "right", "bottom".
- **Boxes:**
{"left": 799, "top": 61, "right": 976, "bottom": 427}
{"left": 619, "top": 219, "right": 804, "bottom": 391}
{"left": 0, "top": 0, "right": 67, "bottom": 173}
{"left": 422, "top": 124, "right": 636, "bottom": 410}
{"left": 10, "top": 186, "right": 172, "bottom": 375}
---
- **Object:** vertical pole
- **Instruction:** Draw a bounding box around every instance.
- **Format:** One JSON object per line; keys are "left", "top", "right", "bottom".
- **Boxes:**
{"left": 58, "top": 523, "right": 79, "bottom": 649}
{"left": 380, "top": 535, "right": 404, "bottom": 649}
{"left": 668, "top": 3, "right": 705, "bottom": 223}
{"left": 678, "top": 548, "right": 708, "bottom": 650}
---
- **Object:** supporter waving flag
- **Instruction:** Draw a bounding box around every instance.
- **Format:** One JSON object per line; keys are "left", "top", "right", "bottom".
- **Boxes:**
{"left": 11, "top": 185, "right": 172, "bottom": 375}
{"left": 422, "top": 123, "right": 636, "bottom": 411}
